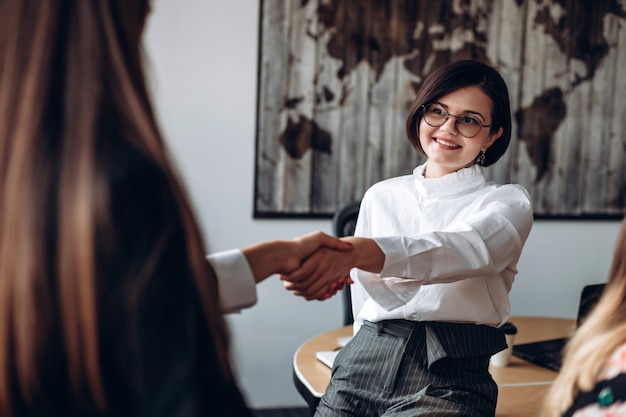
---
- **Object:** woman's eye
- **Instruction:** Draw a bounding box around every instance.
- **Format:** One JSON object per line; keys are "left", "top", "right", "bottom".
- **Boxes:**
{"left": 460, "top": 115, "right": 479, "bottom": 125}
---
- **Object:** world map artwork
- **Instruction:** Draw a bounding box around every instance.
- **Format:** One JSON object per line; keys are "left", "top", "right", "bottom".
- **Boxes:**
{"left": 254, "top": 0, "right": 626, "bottom": 218}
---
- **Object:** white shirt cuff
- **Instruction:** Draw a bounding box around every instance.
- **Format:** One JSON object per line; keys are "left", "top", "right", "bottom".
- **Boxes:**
{"left": 207, "top": 249, "right": 258, "bottom": 313}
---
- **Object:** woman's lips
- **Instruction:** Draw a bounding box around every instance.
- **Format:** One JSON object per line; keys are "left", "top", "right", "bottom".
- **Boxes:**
{"left": 434, "top": 137, "right": 460, "bottom": 149}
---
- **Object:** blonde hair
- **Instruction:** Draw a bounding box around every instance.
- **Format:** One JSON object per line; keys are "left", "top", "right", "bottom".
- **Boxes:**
{"left": 542, "top": 216, "right": 626, "bottom": 416}
{"left": 0, "top": 0, "right": 231, "bottom": 413}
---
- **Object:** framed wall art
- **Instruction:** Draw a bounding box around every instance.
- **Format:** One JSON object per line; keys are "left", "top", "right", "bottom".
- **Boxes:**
{"left": 254, "top": 0, "right": 626, "bottom": 219}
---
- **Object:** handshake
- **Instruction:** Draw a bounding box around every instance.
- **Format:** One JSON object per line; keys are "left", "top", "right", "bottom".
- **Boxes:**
{"left": 241, "top": 231, "right": 360, "bottom": 301}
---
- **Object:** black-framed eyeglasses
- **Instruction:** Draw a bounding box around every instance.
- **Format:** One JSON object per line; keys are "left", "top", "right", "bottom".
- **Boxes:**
{"left": 421, "top": 103, "right": 493, "bottom": 138}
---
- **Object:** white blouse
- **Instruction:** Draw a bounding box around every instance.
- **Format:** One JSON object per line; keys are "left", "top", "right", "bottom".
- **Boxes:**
{"left": 351, "top": 163, "right": 533, "bottom": 331}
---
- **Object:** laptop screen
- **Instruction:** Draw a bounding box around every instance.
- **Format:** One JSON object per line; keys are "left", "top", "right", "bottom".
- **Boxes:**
{"left": 511, "top": 283, "right": 606, "bottom": 372}
{"left": 576, "top": 284, "right": 605, "bottom": 327}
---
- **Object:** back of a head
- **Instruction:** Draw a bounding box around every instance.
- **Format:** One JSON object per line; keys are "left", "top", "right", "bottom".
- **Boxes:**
{"left": 0, "top": 0, "right": 230, "bottom": 413}
{"left": 543, "top": 216, "right": 626, "bottom": 417}
{"left": 608, "top": 216, "right": 626, "bottom": 290}
{"left": 583, "top": 216, "right": 626, "bottom": 333}
{"left": 405, "top": 59, "right": 512, "bottom": 166}
{"left": 596, "top": 215, "right": 626, "bottom": 334}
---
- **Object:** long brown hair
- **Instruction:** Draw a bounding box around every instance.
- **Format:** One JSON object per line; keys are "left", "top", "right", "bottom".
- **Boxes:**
{"left": 542, "top": 216, "right": 626, "bottom": 416}
{"left": 0, "top": 0, "right": 230, "bottom": 413}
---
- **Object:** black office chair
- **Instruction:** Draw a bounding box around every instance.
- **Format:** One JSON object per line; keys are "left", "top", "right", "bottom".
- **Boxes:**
{"left": 331, "top": 201, "right": 361, "bottom": 326}
{"left": 292, "top": 201, "right": 361, "bottom": 415}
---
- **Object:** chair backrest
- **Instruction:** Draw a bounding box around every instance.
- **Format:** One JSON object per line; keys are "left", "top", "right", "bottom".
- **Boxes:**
{"left": 332, "top": 201, "right": 361, "bottom": 325}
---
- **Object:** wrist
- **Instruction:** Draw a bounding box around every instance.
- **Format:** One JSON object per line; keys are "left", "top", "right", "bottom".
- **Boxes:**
{"left": 346, "top": 237, "right": 384, "bottom": 273}
{"left": 242, "top": 239, "right": 289, "bottom": 283}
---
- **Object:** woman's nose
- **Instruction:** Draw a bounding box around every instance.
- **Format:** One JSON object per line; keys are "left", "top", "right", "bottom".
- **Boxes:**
{"left": 439, "top": 116, "right": 458, "bottom": 135}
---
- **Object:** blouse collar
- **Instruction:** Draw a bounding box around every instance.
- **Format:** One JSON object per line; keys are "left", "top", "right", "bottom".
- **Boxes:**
{"left": 413, "top": 163, "right": 488, "bottom": 198}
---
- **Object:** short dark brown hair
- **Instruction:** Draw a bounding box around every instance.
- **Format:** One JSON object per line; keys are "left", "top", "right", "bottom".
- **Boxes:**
{"left": 405, "top": 60, "right": 512, "bottom": 167}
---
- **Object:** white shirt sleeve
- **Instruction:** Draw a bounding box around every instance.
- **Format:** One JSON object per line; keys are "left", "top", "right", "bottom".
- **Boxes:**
{"left": 377, "top": 202, "right": 530, "bottom": 281}
{"left": 358, "top": 188, "right": 533, "bottom": 311}
{"left": 206, "top": 249, "right": 258, "bottom": 314}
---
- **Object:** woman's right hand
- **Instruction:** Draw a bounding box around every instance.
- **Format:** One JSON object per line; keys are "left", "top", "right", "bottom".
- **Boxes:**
{"left": 281, "top": 237, "right": 384, "bottom": 300}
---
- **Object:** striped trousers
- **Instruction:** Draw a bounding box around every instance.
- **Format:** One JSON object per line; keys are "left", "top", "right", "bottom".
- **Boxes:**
{"left": 314, "top": 320, "right": 506, "bottom": 417}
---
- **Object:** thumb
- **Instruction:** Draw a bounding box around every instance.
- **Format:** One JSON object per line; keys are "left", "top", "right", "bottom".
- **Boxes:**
{"left": 323, "top": 236, "right": 353, "bottom": 251}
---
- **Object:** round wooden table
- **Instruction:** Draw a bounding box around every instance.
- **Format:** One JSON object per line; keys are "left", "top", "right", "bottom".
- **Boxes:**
{"left": 293, "top": 316, "right": 576, "bottom": 416}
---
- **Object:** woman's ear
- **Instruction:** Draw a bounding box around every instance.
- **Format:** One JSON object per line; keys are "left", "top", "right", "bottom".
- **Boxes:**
{"left": 486, "top": 127, "right": 503, "bottom": 148}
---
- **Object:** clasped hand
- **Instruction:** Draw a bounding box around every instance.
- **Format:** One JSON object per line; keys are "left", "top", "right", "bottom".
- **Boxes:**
{"left": 243, "top": 231, "right": 381, "bottom": 301}
{"left": 279, "top": 232, "right": 356, "bottom": 301}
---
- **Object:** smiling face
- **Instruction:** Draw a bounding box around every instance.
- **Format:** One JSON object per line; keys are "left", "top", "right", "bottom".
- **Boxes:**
{"left": 418, "top": 86, "right": 503, "bottom": 178}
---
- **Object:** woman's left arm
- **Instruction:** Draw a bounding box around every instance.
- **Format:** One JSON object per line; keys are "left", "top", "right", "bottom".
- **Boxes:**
{"left": 376, "top": 196, "right": 533, "bottom": 283}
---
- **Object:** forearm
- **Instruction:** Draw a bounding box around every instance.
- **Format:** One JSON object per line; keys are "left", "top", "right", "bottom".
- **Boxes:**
{"left": 241, "top": 240, "right": 294, "bottom": 283}
{"left": 375, "top": 210, "right": 526, "bottom": 283}
{"left": 241, "top": 231, "right": 353, "bottom": 283}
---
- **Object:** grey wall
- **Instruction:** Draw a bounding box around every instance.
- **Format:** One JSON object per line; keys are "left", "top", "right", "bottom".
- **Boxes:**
{"left": 144, "top": 0, "right": 622, "bottom": 408}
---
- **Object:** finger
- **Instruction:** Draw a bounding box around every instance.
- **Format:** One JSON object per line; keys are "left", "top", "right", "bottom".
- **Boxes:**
{"left": 283, "top": 263, "right": 325, "bottom": 292}
{"left": 283, "top": 280, "right": 299, "bottom": 291}
{"left": 282, "top": 255, "right": 321, "bottom": 283}
{"left": 297, "top": 268, "right": 352, "bottom": 296}
{"left": 327, "top": 281, "right": 340, "bottom": 293}
{"left": 295, "top": 279, "right": 329, "bottom": 299}
{"left": 320, "top": 235, "right": 353, "bottom": 251}
{"left": 328, "top": 276, "right": 350, "bottom": 294}
{"left": 330, "top": 276, "right": 350, "bottom": 290}
{"left": 299, "top": 280, "right": 337, "bottom": 300}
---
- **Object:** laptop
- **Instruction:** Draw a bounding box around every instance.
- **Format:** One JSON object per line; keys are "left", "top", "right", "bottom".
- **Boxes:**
{"left": 512, "top": 284, "right": 605, "bottom": 371}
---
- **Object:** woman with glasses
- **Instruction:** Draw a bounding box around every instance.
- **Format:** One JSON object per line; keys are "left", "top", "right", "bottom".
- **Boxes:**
{"left": 284, "top": 60, "right": 534, "bottom": 416}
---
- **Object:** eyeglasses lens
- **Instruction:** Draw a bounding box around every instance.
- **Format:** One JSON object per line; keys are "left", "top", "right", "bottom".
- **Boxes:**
{"left": 423, "top": 104, "right": 482, "bottom": 137}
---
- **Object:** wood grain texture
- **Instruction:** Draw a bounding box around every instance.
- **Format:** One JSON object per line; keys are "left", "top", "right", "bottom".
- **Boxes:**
{"left": 255, "top": 0, "right": 626, "bottom": 218}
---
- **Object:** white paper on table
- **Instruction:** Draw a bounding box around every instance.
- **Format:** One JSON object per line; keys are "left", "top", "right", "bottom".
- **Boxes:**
{"left": 315, "top": 336, "right": 353, "bottom": 368}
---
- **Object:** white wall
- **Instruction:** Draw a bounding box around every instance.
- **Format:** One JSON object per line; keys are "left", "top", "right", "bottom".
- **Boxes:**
{"left": 143, "top": 0, "right": 623, "bottom": 408}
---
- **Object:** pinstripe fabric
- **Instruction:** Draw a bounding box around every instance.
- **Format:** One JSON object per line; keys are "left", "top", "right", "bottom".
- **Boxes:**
{"left": 314, "top": 320, "right": 506, "bottom": 417}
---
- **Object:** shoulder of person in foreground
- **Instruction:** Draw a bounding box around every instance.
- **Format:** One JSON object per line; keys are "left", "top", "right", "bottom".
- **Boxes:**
{"left": 563, "top": 341, "right": 626, "bottom": 417}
